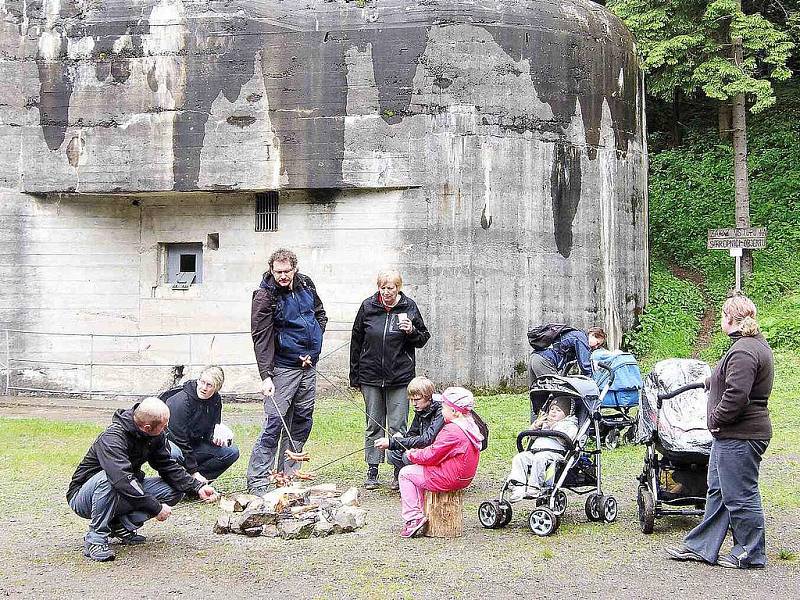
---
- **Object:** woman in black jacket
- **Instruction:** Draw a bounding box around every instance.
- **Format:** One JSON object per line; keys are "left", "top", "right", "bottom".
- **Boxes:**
{"left": 350, "top": 269, "right": 430, "bottom": 489}
{"left": 164, "top": 366, "right": 239, "bottom": 483}
{"left": 667, "top": 295, "right": 773, "bottom": 569}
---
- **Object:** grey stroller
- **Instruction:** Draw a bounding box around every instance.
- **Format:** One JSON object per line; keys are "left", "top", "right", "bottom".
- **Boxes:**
{"left": 478, "top": 374, "right": 618, "bottom": 536}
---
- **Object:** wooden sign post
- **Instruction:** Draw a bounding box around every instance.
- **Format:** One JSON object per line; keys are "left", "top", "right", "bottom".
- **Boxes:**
{"left": 707, "top": 227, "right": 767, "bottom": 292}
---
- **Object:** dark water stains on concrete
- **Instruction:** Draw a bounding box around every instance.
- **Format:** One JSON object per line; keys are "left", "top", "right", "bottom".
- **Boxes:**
{"left": 37, "top": 60, "right": 73, "bottom": 151}
{"left": 227, "top": 115, "right": 257, "bottom": 128}
{"left": 480, "top": 205, "right": 493, "bottom": 230}
{"left": 65, "top": 136, "right": 84, "bottom": 167}
{"left": 550, "top": 143, "right": 582, "bottom": 258}
{"left": 172, "top": 26, "right": 256, "bottom": 191}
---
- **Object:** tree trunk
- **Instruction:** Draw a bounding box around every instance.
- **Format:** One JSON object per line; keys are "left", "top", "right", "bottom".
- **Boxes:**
{"left": 424, "top": 489, "right": 464, "bottom": 538}
{"left": 718, "top": 101, "right": 732, "bottom": 139}
{"left": 732, "top": 35, "right": 753, "bottom": 277}
{"left": 671, "top": 89, "right": 683, "bottom": 147}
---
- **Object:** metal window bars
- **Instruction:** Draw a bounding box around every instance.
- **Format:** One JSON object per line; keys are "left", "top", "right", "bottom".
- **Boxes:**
{"left": 255, "top": 191, "right": 279, "bottom": 232}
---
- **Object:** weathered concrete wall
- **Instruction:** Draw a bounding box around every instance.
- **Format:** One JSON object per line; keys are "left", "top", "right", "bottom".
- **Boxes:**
{"left": 0, "top": 0, "right": 648, "bottom": 392}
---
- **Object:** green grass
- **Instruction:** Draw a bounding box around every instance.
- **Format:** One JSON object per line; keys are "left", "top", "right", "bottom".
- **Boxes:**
{"left": 2, "top": 352, "right": 799, "bottom": 524}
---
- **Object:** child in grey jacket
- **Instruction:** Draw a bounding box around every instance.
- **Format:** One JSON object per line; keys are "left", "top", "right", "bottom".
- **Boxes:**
{"left": 506, "top": 396, "right": 578, "bottom": 502}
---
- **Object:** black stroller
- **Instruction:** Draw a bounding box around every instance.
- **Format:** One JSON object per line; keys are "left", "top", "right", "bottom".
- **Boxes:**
{"left": 478, "top": 374, "right": 618, "bottom": 536}
{"left": 636, "top": 359, "right": 713, "bottom": 533}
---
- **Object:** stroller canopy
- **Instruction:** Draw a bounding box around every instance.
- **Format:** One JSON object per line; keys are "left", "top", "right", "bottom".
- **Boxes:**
{"left": 591, "top": 349, "right": 642, "bottom": 408}
{"left": 639, "top": 358, "right": 713, "bottom": 456}
{"left": 530, "top": 375, "right": 601, "bottom": 428}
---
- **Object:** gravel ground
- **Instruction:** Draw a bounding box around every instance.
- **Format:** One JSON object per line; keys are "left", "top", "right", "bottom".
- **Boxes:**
{"left": 1, "top": 399, "right": 799, "bottom": 599}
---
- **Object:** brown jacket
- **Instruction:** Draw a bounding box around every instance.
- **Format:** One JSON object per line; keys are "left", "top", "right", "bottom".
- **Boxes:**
{"left": 707, "top": 332, "right": 773, "bottom": 440}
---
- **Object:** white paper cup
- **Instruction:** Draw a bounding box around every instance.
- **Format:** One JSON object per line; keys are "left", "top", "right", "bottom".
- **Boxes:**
{"left": 398, "top": 312, "right": 408, "bottom": 322}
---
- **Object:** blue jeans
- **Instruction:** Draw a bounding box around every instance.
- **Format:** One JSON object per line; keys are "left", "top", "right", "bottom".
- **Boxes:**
{"left": 68, "top": 471, "right": 183, "bottom": 544}
{"left": 168, "top": 440, "right": 239, "bottom": 481}
{"left": 684, "top": 438, "right": 769, "bottom": 566}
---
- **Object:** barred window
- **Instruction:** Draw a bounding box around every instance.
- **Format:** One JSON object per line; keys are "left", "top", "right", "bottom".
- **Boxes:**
{"left": 255, "top": 191, "right": 279, "bottom": 232}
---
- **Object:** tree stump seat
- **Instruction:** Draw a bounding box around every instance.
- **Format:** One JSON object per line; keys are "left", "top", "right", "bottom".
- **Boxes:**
{"left": 424, "top": 489, "right": 464, "bottom": 538}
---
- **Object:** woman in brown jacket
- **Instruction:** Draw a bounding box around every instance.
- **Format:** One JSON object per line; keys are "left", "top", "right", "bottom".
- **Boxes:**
{"left": 667, "top": 295, "right": 774, "bottom": 569}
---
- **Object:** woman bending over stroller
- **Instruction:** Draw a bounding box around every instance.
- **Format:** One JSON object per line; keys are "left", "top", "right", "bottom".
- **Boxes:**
{"left": 506, "top": 396, "right": 578, "bottom": 502}
{"left": 397, "top": 387, "right": 484, "bottom": 538}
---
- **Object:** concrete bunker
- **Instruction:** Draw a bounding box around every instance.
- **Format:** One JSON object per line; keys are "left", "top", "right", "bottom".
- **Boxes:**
{"left": 0, "top": 1, "right": 648, "bottom": 392}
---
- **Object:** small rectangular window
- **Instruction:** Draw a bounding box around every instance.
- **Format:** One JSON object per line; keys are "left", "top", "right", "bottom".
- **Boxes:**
{"left": 255, "top": 191, "right": 279, "bottom": 232}
{"left": 164, "top": 242, "right": 203, "bottom": 287}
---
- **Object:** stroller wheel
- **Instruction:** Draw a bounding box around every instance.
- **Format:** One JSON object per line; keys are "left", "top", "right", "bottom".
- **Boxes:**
{"left": 637, "top": 486, "right": 655, "bottom": 534}
{"left": 585, "top": 493, "right": 603, "bottom": 522}
{"left": 499, "top": 501, "right": 513, "bottom": 527}
{"left": 478, "top": 500, "right": 503, "bottom": 529}
{"left": 528, "top": 507, "right": 559, "bottom": 537}
{"left": 605, "top": 429, "right": 620, "bottom": 450}
{"left": 602, "top": 495, "right": 618, "bottom": 523}
{"left": 551, "top": 489, "right": 567, "bottom": 516}
{"left": 624, "top": 426, "right": 637, "bottom": 444}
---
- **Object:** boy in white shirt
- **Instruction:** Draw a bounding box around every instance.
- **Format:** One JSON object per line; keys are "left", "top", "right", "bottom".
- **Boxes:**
{"left": 506, "top": 396, "right": 578, "bottom": 502}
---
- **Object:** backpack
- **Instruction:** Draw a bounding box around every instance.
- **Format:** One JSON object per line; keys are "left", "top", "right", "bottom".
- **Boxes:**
{"left": 526, "top": 323, "right": 577, "bottom": 350}
{"left": 472, "top": 410, "right": 490, "bottom": 451}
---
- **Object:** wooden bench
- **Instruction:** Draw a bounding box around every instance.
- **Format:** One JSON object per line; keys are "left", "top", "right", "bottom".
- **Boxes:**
{"left": 424, "top": 489, "right": 464, "bottom": 538}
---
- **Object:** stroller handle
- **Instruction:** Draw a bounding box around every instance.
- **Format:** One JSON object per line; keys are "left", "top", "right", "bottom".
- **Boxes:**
{"left": 657, "top": 381, "right": 705, "bottom": 404}
{"left": 516, "top": 429, "right": 575, "bottom": 453}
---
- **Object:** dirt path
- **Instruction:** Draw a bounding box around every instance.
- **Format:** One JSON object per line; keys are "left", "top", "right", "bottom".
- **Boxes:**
{"left": 666, "top": 263, "right": 717, "bottom": 358}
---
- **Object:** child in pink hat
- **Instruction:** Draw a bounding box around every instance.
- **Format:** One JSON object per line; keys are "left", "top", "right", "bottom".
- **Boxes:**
{"left": 397, "top": 386, "right": 484, "bottom": 538}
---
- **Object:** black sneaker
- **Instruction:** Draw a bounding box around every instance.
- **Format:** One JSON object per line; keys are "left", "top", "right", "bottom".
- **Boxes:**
{"left": 83, "top": 541, "right": 116, "bottom": 562}
{"left": 111, "top": 526, "right": 147, "bottom": 545}
{"left": 717, "top": 554, "right": 766, "bottom": 569}
{"left": 665, "top": 546, "right": 708, "bottom": 563}
{"left": 364, "top": 466, "right": 380, "bottom": 490}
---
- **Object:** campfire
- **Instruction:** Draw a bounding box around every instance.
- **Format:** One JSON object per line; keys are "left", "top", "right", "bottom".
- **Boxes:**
{"left": 214, "top": 483, "right": 366, "bottom": 539}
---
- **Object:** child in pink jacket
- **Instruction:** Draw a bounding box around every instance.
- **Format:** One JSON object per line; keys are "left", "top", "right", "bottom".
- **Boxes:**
{"left": 397, "top": 387, "right": 484, "bottom": 538}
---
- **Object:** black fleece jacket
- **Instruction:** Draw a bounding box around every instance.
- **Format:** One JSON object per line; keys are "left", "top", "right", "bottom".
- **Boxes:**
{"left": 165, "top": 380, "right": 223, "bottom": 473}
{"left": 67, "top": 404, "right": 202, "bottom": 516}
{"left": 388, "top": 400, "right": 444, "bottom": 451}
{"left": 707, "top": 332, "right": 773, "bottom": 440}
{"left": 349, "top": 292, "right": 430, "bottom": 387}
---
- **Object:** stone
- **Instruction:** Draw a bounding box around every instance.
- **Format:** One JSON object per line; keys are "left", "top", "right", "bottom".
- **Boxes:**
{"left": 213, "top": 513, "right": 232, "bottom": 534}
{"left": 309, "top": 483, "right": 337, "bottom": 494}
{"left": 313, "top": 515, "right": 335, "bottom": 538}
{"left": 278, "top": 518, "right": 316, "bottom": 540}
{"left": 261, "top": 524, "right": 280, "bottom": 538}
{"left": 232, "top": 509, "right": 279, "bottom": 532}
{"left": 332, "top": 505, "right": 367, "bottom": 533}
{"left": 339, "top": 487, "right": 360, "bottom": 507}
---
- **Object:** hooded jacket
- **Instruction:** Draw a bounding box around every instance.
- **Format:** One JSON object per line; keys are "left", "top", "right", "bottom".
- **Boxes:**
{"left": 407, "top": 421, "right": 481, "bottom": 492}
{"left": 251, "top": 271, "right": 327, "bottom": 379}
{"left": 388, "top": 399, "right": 444, "bottom": 451}
{"left": 165, "top": 380, "right": 223, "bottom": 473}
{"left": 538, "top": 330, "right": 593, "bottom": 375}
{"left": 707, "top": 332, "right": 773, "bottom": 440}
{"left": 67, "top": 404, "right": 202, "bottom": 517}
{"left": 349, "top": 292, "right": 430, "bottom": 387}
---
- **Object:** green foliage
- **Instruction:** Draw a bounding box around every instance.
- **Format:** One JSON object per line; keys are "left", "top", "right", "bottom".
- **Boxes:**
{"left": 624, "top": 261, "right": 705, "bottom": 369}
{"left": 632, "top": 81, "right": 800, "bottom": 366}
{"left": 608, "top": 0, "right": 794, "bottom": 111}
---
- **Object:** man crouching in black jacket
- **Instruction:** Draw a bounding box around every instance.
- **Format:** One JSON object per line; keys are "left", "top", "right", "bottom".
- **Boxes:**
{"left": 66, "top": 397, "right": 218, "bottom": 562}
{"left": 374, "top": 377, "right": 443, "bottom": 491}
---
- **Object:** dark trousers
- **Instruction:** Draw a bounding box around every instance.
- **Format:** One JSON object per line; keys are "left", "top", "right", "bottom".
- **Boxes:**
{"left": 169, "top": 441, "right": 240, "bottom": 481}
{"left": 68, "top": 471, "right": 182, "bottom": 544}
{"left": 684, "top": 438, "right": 769, "bottom": 566}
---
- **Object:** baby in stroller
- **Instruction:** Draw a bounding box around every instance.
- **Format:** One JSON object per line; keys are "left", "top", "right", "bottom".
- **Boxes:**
{"left": 506, "top": 396, "right": 578, "bottom": 502}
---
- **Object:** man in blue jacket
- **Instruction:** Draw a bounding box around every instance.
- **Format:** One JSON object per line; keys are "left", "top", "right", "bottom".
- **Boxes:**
{"left": 247, "top": 248, "right": 327, "bottom": 494}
